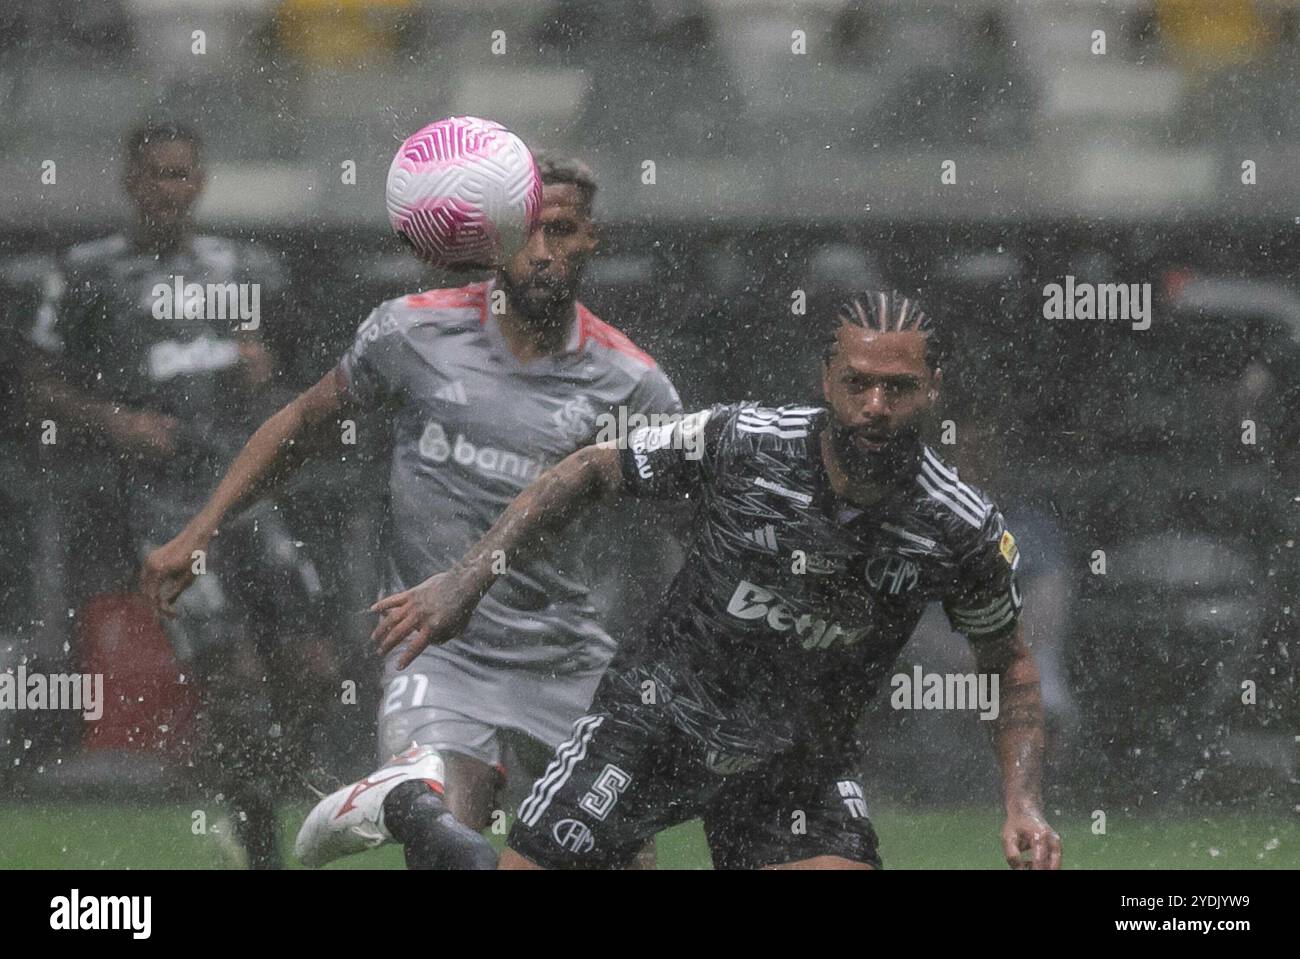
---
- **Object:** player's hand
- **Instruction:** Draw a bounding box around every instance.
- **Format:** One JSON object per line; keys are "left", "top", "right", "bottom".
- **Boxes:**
{"left": 107, "top": 410, "right": 180, "bottom": 458}
{"left": 1002, "top": 809, "right": 1062, "bottom": 870}
{"left": 139, "top": 532, "right": 210, "bottom": 620}
{"left": 369, "top": 572, "right": 478, "bottom": 669}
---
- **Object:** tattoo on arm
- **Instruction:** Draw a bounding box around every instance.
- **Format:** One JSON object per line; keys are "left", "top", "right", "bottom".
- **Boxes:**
{"left": 450, "top": 444, "right": 623, "bottom": 597}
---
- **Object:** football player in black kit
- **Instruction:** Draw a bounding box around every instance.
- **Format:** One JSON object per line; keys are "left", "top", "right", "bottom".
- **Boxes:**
{"left": 21, "top": 121, "right": 328, "bottom": 868}
{"left": 371, "top": 291, "right": 1062, "bottom": 870}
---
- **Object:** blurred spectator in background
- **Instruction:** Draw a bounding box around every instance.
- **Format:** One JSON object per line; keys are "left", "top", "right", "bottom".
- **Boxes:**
{"left": 19, "top": 120, "right": 332, "bottom": 868}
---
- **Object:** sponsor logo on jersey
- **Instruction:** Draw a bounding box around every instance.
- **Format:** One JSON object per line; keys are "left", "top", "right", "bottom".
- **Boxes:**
{"left": 354, "top": 309, "right": 400, "bottom": 347}
{"left": 836, "top": 780, "right": 869, "bottom": 819}
{"left": 629, "top": 428, "right": 654, "bottom": 479}
{"left": 753, "top": 476, "right": 813, "bottom": 506}
{"left": 724, "top": 580, "right": 868, "bottom": 649}
{"left": 433, "top": 380, "right": 469, "bottom": 405}
{"left": 705, "top": 750, "right": 765, "bottom": 775}
{"left": 863, "top": 554, "right": 921, "bottom": 595}
{"left": 803, "top": 552, "right": 843, "bottom": 575}
{"left": 880, "top": 521, "right": 937, "bottom": 552}
{"left": 417, "top": 420, "right": 545, "bottom": 484}
{"left": 552, "top": 818, "right": 596, "bottom": 853}
{"left": 147, "top": 336, "right": 241, "bottom": 381}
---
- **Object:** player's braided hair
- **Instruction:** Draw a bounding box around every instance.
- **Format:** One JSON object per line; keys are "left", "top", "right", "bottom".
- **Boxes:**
{"left": 531, "top": 151, "right": 597, "bottom": 214}
{"left": 823, "top": 290, "right": 942, "bottom": 371}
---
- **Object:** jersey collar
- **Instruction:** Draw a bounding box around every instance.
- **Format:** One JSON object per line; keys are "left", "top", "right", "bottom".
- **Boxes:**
{"left": 482, "top": 278, "right": 583, "bottom": 356}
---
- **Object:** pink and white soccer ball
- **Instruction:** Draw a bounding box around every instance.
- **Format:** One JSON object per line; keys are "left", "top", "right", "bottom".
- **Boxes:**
{"left": 385, "top": 116, "right": 543, "bottom": 269}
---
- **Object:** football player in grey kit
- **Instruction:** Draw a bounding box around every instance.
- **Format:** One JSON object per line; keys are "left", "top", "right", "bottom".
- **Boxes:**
{"left": 140, "top": 155, "right": 682, "bottom": 869}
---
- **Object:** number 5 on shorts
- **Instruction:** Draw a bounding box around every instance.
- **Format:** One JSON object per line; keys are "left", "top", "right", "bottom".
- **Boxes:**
{"left": 579, "top": 764, "right": 632, "bottom": 821}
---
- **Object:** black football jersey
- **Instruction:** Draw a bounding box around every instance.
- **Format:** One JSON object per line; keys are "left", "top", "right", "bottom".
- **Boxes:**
{"left": 615, "top": 402, "right": 1023, "bottom": 758}
{"left": 30, "top": 232, "right": 287, "bottom": 495}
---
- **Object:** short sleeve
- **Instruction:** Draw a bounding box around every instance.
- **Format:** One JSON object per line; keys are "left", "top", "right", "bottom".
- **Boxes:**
{"left": 626, "top": 367, "right": 683, "bottom": 417}
{"left": 336, "top": 304, "right": 402, "bottom": 408}
{"left": 942, "top": 508, "right": 1023, "bottom": 640}
{"left": 11, "top": 259, "right": 65, "bottom": 356}
{"left": 36, "top": 261, "right": 105, "bottom": 377}
{"left": 618, "top": 404, "right": 732, "bottom": 500}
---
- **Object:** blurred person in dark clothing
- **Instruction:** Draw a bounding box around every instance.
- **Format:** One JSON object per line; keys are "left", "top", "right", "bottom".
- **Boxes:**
{"left": 20, "top": 120, "right": 331, "bottom": 868}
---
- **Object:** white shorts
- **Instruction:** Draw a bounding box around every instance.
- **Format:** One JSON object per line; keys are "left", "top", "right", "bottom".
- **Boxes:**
{"left": 376, "top": 644, "right": 606, "bottom": 785}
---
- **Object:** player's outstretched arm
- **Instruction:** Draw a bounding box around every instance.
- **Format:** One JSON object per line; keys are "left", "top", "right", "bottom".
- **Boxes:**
{"left": 971, "top": 621, "right": 1062, "bottom": 870}
{"left": 371, "top": 442, "right": 625, "bottom": 669}
{"left": 138, "top": 368, "right": 351, "bottom": 618}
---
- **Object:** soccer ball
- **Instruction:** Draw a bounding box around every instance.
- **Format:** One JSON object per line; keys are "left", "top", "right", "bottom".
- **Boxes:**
{"left": 385, "top": 116, "right": 543, "bottom": 269}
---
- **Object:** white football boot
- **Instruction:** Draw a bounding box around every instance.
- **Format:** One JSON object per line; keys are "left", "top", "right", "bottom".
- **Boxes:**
{"left": 294, "top": 744, "right": 446, "bottom": 868}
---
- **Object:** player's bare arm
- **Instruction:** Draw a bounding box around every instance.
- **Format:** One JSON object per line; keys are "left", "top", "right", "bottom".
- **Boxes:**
{"left": 138, "top": 366, "right": 352, "bottom": 618}
{"left": 371, "top": 442, "right": 623, "bottom": 668}
{"left": 971, "top": 620, "right": 1062, "bottom": 870}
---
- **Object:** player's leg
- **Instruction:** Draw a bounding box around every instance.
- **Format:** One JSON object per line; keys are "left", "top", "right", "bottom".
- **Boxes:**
{"left": 295, "top": 653, "right": 502, "bottom": 869}
{"left": 202, "top": 505, "right": 336, "bottom": 868}
{"left": 231, "top": 504, "right": 336, "bottom": 784}
{"left": 703, "top": 758, "right": 882, "bottom": 871}
{"left": 379, "top": 747, "right": 501, "bottom": 870}
{"left": 185, "top": 605, "right": 282, "bottom": 868}
{"left": 294, "top": 742, "right": 490, "bottom": 868}
{"left": 374, "top": 655, "right": 505, "bottom": 868}
{"left": 502, "top": 729, "right": 658, "bottom": 869}
{"left": 505, "top": 668, "right": 698, "bottom": 870}
{"left": 137, "top": 497, "right": 283, "bottom": 869}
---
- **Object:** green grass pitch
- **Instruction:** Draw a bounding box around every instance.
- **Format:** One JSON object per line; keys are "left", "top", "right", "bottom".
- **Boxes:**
{"left": 1, "top": 804, "right": 1295, "bottom": 869}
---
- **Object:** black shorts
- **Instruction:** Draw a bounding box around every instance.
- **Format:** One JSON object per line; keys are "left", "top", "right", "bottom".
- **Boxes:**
{"left": 508, "top": 669, "right": 882, "bottom": 870}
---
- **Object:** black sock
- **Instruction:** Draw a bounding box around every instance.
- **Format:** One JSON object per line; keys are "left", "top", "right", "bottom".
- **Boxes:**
{"left": 382, "top": 781, "right": 498, "bottom": 870}
{"left": 230, "top": 790, "right": 281, "bottom": 870}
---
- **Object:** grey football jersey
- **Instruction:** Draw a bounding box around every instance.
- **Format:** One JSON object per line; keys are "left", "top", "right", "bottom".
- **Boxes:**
{"left": 337, "top": 280, "right": 682, "bottom": 673}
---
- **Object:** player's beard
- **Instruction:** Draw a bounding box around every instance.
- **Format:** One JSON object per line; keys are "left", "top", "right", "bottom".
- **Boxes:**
{"left": 498, "top": 269, "right": 577, "bottom": 325}
{"left": 828, "top": 421, "right": 924, "bottom": 488}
